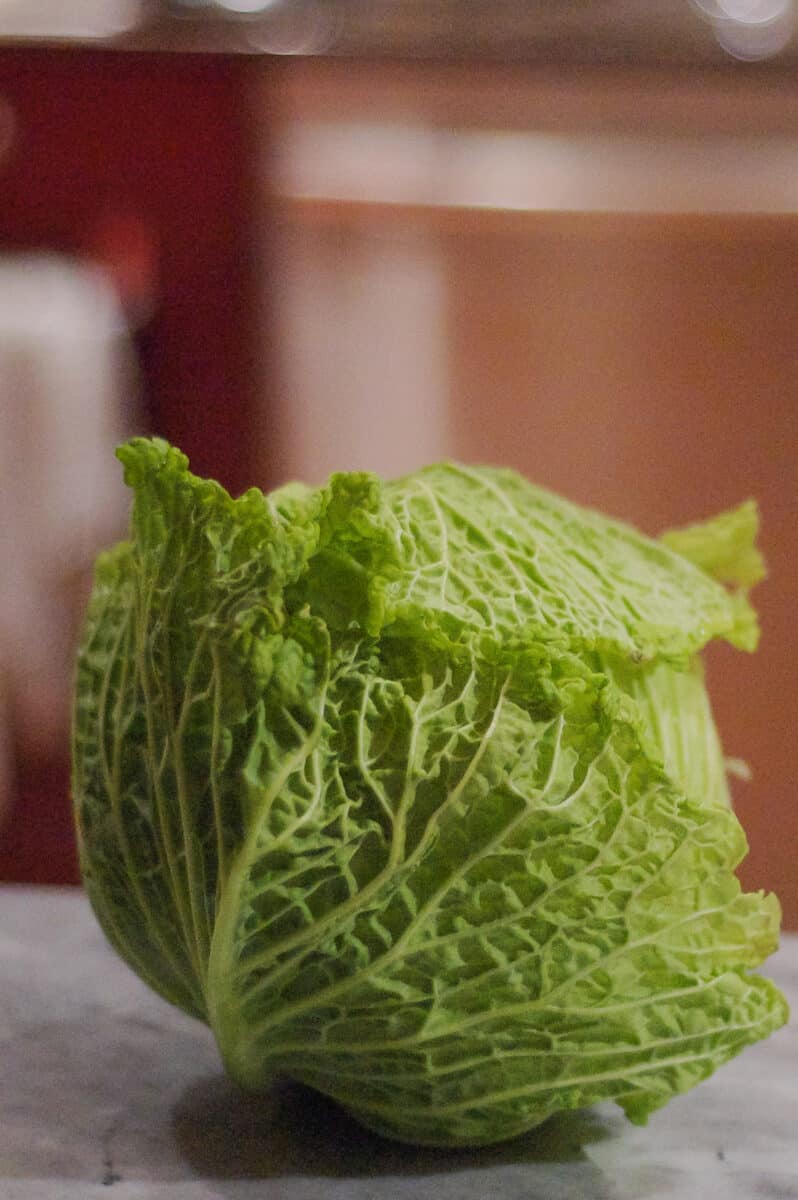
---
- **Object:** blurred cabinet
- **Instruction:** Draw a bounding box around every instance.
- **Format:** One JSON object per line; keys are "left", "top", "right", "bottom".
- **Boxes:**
{"left": 263, "top": 60, "right": 798, "bottom": 926}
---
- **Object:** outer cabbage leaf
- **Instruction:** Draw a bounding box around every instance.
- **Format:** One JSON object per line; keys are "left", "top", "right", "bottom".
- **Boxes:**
{"left": 662, "top": 499, "right": 766, "bottom": 590}
{"left": 72, "top": 439, "right": 787, "bottom": 1147}
{"left": 602, "top": 657, "right": 733, "bottom": 811}
{"left": 380, "top": 464, "right": 759, "bottom": 655}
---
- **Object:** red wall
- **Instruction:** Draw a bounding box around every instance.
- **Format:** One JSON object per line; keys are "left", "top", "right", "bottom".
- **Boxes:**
{"left": 0, "top": 47, "right": 260, "bottom": 883}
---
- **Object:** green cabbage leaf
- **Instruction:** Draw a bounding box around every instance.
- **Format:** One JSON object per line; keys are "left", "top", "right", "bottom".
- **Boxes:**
{"left": 72, "top": 438, "right": 787, "bottom": 1147}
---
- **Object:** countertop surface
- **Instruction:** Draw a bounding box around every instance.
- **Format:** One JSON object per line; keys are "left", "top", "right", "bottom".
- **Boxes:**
{"left": 2, "top": 886, "right": 796, "bottom": 1200}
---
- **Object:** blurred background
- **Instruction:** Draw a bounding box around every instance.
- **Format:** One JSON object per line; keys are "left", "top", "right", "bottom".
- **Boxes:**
{"left": 0, "top": 1, "right": 795, "bottom": 928}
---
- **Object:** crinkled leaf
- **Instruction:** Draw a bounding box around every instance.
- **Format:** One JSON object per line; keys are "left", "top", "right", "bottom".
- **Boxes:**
{"left": 662, "top": 499, "right": 766, "bottom": 591}
{"left": 72, "top": 440, "right": 787, "bottom": 1148}
{"left": 380, "top": 464, "right": 759, "bottom": 658}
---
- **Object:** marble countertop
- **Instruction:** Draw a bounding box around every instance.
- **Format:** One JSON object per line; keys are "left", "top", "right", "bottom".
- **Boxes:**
{"left": 2, "top": 886, "right": 796, "bottom": 1200}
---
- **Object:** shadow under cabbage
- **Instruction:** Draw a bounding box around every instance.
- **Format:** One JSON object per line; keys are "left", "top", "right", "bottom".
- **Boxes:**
{"left": 171, "top": 1073, "right": 616, "bottom": 1180}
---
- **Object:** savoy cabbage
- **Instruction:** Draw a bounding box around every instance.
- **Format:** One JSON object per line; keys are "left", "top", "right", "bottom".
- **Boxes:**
{"left": 72, "top": 438, "right": 787, "bottom": 1146}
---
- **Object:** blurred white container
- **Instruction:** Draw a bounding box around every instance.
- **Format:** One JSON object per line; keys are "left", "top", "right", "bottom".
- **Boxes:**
{"left": 0, "top": 255, "right": 134, "bottom": 818}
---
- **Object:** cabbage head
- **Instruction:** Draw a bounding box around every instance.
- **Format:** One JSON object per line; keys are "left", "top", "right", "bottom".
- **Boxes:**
{"left": 72, "top": 438, "right": 787, "bottom": 1147}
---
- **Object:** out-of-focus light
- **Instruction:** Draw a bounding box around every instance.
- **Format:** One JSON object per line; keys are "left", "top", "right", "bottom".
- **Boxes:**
{"left": 244, "top": 0, "right": 339, "bottom": 54}
{"left": 715, "top": 24, "right": 793, "bottom": 59}
{"left": 692, "top": 0, "right": 794, "bottom": 59}
{"left": 716, "top": 0, "right": 791, "bottom": 18}
{"left": 214, "top": 0, "right": 280, "bottom": 12}
{"left": 693, "top": 0, "right": 791, "bottom": 20}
